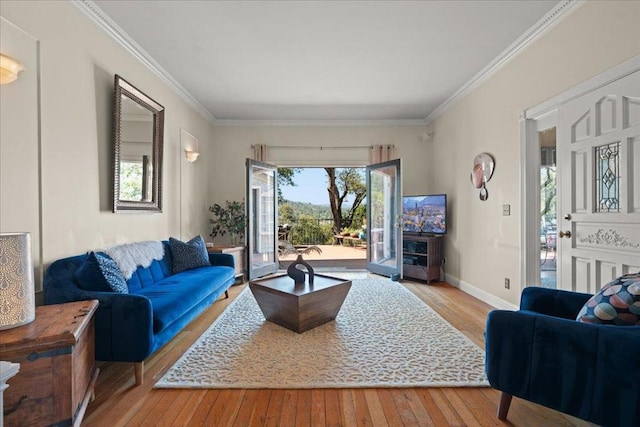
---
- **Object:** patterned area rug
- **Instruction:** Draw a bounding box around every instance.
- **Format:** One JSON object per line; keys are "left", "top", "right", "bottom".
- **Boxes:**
{"left": 155, "top": 278, "right": 489, "bottom": 389}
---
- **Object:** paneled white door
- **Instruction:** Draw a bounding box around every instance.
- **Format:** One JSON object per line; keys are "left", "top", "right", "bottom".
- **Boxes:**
{"left": 557, "top": 70, "right": 640, "bottom": 293}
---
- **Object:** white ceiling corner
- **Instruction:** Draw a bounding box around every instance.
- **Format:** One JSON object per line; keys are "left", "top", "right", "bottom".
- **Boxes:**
{"left": 75, "top": 0, "right": 580, "bottom": 126}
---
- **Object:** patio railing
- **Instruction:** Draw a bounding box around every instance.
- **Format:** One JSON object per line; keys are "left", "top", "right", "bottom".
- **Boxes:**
{"left": 279, "top": 218, "right": 335, "bottom": 246}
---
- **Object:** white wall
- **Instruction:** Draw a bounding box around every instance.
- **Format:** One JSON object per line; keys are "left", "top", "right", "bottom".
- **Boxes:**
{"left": 0, "top": 1, "right": 216, "bottom": 292}
{"left": 428, "top": 1, "right": 640, "bottom": 306}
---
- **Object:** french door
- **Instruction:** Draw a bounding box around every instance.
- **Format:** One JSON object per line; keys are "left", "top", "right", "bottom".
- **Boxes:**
{"left": 245, "top": 158, "right": 402, "bottom": 279}
{"left": 557, "top": 70, "right": 640, "bottom": 293}
{"left": 366, "top": 159, "right": 402, "bottom": 278}
{"left": 246, "top": 159, "right": 278, "bottom": 280}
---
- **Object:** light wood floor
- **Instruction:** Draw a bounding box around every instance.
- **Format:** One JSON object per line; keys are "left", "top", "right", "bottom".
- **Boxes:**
{"left": 83, "top": 279, "right": 593, "bottom": 427}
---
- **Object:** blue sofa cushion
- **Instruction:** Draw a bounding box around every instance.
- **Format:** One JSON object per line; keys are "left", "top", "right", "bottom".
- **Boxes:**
{"left": 576, "top": 273, "right": 640, "bottom": 325}
{"left": 75, "top": 252, "right": 128, "bottom": 293}
{"left": 169, "top": 236, "right": 210, "bottom": 273}
{"left": 134, "top": 265, "right": 235, "bottom": 333}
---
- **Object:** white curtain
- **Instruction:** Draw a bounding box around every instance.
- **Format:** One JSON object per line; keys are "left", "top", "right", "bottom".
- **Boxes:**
{"left": 252, "top": 144, "right": 268, "bottom": 162}
{"left": 369, "top": 144, "right": 395, "bottom": 164}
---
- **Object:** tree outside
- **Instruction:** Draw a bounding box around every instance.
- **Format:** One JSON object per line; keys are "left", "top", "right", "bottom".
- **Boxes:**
{"left": 278, "top": 167, "right": 367, "bottom": 245}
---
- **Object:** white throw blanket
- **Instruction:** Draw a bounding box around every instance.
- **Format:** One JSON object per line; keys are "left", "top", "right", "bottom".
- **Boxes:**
{"left": 105, "top": 241, "right": 165, "bottom": 280}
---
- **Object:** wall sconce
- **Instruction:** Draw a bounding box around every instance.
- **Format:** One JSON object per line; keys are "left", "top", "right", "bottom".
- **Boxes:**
{"left": 0, "top": 233, "right": 36, "bottom": 330}
{"left": 184, "top": 150, "right": 200, "bottom": 163}
{"left": 0, "top": 53, "right": 25, "bottom": 84}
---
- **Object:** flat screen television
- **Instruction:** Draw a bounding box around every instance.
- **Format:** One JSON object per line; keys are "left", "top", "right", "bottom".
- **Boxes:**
{"left": 402, "top": 194, "right": 447, "bottom": 235}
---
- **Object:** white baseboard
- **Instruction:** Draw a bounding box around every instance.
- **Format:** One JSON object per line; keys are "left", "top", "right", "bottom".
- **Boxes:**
{"left": 445, "top": 274, "right": 518, "bottom": 311}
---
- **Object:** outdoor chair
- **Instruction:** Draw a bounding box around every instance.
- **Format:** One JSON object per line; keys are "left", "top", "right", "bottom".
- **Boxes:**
{"left": 485, "top": 285, "right": 640, "bottom": 427}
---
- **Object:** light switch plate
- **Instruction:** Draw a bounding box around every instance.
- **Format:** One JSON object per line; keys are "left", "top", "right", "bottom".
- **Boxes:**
{"left": 502, "top": 205, "right": 511, "bottom": 216}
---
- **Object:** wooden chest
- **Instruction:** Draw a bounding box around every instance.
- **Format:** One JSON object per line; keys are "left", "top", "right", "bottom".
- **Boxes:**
{"left": 0, "top": 300, "right": 99, "bottom": 427}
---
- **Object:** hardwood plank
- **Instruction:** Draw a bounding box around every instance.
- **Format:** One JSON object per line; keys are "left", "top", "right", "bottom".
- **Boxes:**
{"left": 403, "top": 389, "right": 435, "bottom": 426}
{"left": 188, "top": 390, "right": 221, "bottom": 425}
{"left": 340, "top": 389, "right": 358, "bottom": 426}
{"left": 310, "top": 389, "right": 326, "bottom": 426}
{"left": 376, "top": 389, "right": 403, "bottom": 427}
{"left": 441, "top": 388, "right": 482, "bottom": 426}
{"left": 233, "top": 389, "right": 261, "bottom": 427}
{"left": 324, "top": 389, "right": 342, "bottom": 427}
{"left": 427, "top": 389, "right": 465, "bottom": 426}
{"left": 167, "top": 390, "right": 208, "bottom": 426}
{"left": 351, "top": 389, "right": 374, "bottom": 426}
{"left": 390, "top": 389, "right": 421, "bottom": 426}
{"left": 263, "top": 389, "right": 286, "bottom": 427}
{"left": 363, "top": 389, "right": 389, "bottom": 427}
{"left": 295, "top": 389, "right": 312, "bottom": 426}
{"left": 205, "top": 389, "right": 245, "bottom": 426}
{"left": 280, "top": 390, "right": 299, "bottom": 426}
{"left": 415, "top": 388, "right": 450, "bottom": 426}
{"left": 248, "top": 389, "right": 273, "bottom": 427}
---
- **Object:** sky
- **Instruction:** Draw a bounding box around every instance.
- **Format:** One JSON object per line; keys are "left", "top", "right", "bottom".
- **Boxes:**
{"left": 280, "top": 168, "right": 330, "bottom": 205}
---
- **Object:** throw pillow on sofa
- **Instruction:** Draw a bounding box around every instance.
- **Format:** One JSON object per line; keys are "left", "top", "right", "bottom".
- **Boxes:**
{"left": 169, "top": 235, "right": 211, "bottom": 273}
{"left": 75, "top": 251, "right": 129, "bottom": 294}
{"left": 576, "top": 272, "right": 640, "bottom": 326}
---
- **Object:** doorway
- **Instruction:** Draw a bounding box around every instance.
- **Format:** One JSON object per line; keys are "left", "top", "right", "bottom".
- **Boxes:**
{"left": 521, "top": 58, "right": 640, "bottom": 292}
{"left": 539, "top": 128, "right": 557, "bottom": 289}
{"left": 277, "top": 167, "right": 367, "bottom": 271}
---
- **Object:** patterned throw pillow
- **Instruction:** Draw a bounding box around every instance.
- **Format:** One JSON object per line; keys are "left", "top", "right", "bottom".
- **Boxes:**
{"left": 576, "top": 273, "right": 640, "bottom": 326}
{"left": 169, "top": 235, "right": 211, "bottom": 274}
{"left": 75, "top": 252, "right": 129, "bottom": 294}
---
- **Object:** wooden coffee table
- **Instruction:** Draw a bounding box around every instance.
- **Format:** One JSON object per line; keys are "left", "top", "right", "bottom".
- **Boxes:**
{"left": 249, "top": 274, "right": 352, "bottom": 333}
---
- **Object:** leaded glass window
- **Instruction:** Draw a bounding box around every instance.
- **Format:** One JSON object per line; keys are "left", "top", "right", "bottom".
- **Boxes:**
{"left": 595, "top": 142, "right": 620, "bottom": 212}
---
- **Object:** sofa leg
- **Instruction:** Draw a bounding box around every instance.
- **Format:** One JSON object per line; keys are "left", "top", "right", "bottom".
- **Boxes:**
{"left": 134, "top": 362, "right": 144, "bottom": 386}
{"left": 497, "top": 392, "right": 512, "bottom": 420}
{"left": 225, "top": 290, "right": 229, "bottom": 299}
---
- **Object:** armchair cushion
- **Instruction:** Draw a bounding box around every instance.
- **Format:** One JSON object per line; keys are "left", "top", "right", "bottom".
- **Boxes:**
{"left": 75, "top": 251, "right": 128, "bottom": 294}
{"left": 169, "top": 235, "right": 210, "bottom": 273}
{"left": 576, "top": 273, "right": 640, "bottom": 325}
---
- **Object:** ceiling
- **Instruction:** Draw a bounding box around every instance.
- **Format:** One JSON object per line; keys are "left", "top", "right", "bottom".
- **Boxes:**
{"left": 90, "top": 0, "right": 561, "bottom": 123}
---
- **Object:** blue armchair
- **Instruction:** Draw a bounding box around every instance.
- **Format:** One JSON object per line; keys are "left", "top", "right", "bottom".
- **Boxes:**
{"left": 485, "top": 286, "right": 640, "bottom": 427}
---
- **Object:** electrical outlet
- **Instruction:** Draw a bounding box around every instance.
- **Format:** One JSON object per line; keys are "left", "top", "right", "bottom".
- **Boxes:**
{"left": 502, "top": 205, "right": 511, "bottom": 216}
{"left": 504, "top": 278, "right": 510, "bottom": 289}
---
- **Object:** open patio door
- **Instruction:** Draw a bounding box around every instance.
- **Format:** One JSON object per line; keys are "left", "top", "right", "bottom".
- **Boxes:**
{"left": 246, "top": 159, "right": 278, "bottom": 280}
{"left": 366, "top": 159, "right": 402, "bottom": 278}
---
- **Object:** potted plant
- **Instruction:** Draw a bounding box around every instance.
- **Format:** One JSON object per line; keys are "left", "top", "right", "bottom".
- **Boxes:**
{"left": 209, "top": 200, "right": 246, "bottom": 245}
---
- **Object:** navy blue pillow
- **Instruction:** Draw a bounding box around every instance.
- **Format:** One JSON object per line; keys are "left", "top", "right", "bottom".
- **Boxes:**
{"left": 75, "top": 252, "right": 129, "bottom": 294}
{"left": 169, "top": 236, "right": 211, "bottom": 273}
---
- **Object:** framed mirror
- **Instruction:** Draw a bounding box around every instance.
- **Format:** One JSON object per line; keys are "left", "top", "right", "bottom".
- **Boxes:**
{"left": 113, "top": 75, "right": 164, "bottom": 213}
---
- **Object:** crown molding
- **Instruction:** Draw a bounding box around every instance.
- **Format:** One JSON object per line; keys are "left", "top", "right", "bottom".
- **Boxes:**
{"left": 212, "top": 119, "right": 428, "bottom": 127}
{"left": 425, "top": 0, "right": 583, "bottom": 125}
{"left": 73, "top": 0, "right": 216, "bottom": 124}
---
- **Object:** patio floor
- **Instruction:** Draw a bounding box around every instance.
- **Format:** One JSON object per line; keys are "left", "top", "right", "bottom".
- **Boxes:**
{"left": 278, "top": 244, "right": 366, "bottom": 269}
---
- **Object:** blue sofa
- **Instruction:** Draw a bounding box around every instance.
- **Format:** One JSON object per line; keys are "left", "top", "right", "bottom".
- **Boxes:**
{"left": 486, "top": 286, "right": 640, "bottom": 427}
{"left": 43, "top": 240, "right": 236, "bottom": 385}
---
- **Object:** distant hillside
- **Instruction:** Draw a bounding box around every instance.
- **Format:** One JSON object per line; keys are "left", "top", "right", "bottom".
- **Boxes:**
{"left": 281, "top": 200, "right": 333, "bottom": 219}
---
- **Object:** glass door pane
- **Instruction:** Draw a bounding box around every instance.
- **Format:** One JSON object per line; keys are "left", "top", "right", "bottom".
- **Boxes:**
{"left": 246, "top": 159, "right": 278, "bottom": 280}
{"left": 366, "top": 159, "right": 402, "bottom": 278}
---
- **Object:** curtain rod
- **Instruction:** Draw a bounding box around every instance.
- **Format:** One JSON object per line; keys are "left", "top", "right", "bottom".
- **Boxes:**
{"left": 250, "top": 144, "right": 394, "bottom": 150}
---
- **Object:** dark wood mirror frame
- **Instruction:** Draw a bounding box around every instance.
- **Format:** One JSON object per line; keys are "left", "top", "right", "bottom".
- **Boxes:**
{"left": 113, "top": 75, "right": 164, "bottom": 213}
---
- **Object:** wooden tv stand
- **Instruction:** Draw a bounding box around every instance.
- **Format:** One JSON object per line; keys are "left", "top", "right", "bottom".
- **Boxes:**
{"left": 402, "top": 234, "right": 444, "bottom": 283}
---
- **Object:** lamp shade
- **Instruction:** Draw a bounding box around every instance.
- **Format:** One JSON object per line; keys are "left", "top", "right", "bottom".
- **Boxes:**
{"left": 0, "top": 232, "right": 35, "bottom": 330}
{"left": 185, "top": 150, "right": 200, "bottom": 163}
{"left": 0, "top": 54, "right": 25, "bottom": 84}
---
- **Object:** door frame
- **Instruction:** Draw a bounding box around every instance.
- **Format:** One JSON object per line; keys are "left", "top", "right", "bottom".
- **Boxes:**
{"left": 246, "top": 158, "right": 279, "bottom": 280}
{"left": 365, "top": 158, "right": 403, "bottom": 278}
{"left": 520, "top": 55, "right": 640, "bottom": 290}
